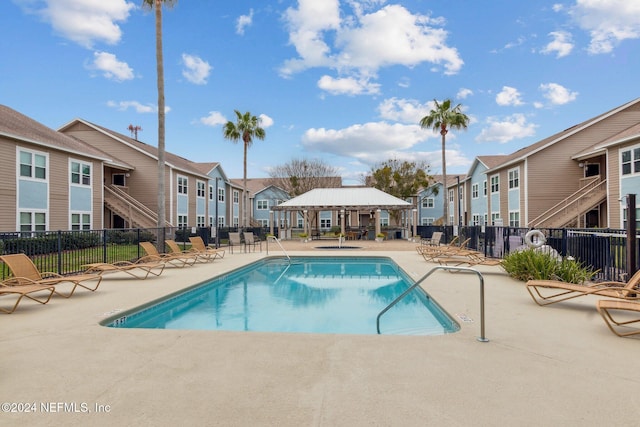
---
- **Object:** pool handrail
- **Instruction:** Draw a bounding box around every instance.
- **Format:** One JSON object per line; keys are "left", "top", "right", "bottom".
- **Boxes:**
{"left": 376, "top": 265, "right": 489, "bottom": 342}
{"left": 265, "top": 235, "right": 291, "bottom": 263}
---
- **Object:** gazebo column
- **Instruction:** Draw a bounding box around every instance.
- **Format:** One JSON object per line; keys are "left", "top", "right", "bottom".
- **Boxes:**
{"left": 375, "top": 209, "right": 381, "bottom": 237}
{"left": 412, "top": 208, "right": 418, "bottom": 241}
{"left": 340, "top": 209, "right": 345, "bottom": 236}
{"left": 269, "top": 211, "right": 274, "bottom": 237}
{"left": 303, "top": 210, "right": 308, "bottom": 237}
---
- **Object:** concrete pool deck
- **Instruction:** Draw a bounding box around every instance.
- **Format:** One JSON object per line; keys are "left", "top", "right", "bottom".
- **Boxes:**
{"left": 1, "top": 239, "right": 638, "bottom": 426}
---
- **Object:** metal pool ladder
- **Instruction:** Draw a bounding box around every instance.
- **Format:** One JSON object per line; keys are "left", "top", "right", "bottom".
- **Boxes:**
{"left": 266, "top": 235, "right": 291, "bottom": 263}
{"left": 376, "top": 265, "right": 489, "bottom": 342}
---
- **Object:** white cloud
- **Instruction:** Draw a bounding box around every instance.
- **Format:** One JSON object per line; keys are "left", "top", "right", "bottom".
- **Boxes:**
{"left": 496, "top": 86, "right": 524, "bottom": 106}
{"left": 24, "top": 0, "right": 134, "bottom": 48}
{"left": 259, "top": 114, "right": 274, "bottom": 128}
{"left": 476, "top": 114, "right": 537, "bottom": 143}
{"left": 317, "top": 75, "right": 380, "bottom": 95}
{"left": 88, "top": 51, "right": 133, "bottom": 81}
{"left": 236, "top": 9, "right": 254, "bottom": 35}
{"left": 181, "top": 54, "right": 211, "bottom": 85}
{"left": 107, "top": 100, "right": 169, "bottom": 114}
{"left": 280, "top": 1, "right": 463, "bottom": 93}
{"left": 539, "top": 83, "right": 578, "bottom": 105}
{"left": 377, "top": 98, "right": 433, "bottom": 124}
{"left": 301, "top": 120, "right": 470, "bottom": 170}
{"left": 457, "top": 88, "right": 473, "bottom": 99}
{"left": 199, "top": 111, "right": 227, "bottom": 127}
{"left": 541, "top": 31, "right": 574, "bottom": 57}
{"left": 569, "top": 0, "right": 640, "bottom": 54}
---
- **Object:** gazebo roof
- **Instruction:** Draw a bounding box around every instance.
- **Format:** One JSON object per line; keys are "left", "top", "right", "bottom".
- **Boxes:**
{"left": 272, "top": 187, "right": 413, "bottom": 211}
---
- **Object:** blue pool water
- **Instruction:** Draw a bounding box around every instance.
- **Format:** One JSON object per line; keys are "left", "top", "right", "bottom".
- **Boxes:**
{"left": 104, "top": 256, "right": 459, "bottom": 336}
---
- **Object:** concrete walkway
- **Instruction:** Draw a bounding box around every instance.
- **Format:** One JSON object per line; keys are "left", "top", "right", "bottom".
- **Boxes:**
{"left": 1, "top": 239, "right": 638, "bottom": 426}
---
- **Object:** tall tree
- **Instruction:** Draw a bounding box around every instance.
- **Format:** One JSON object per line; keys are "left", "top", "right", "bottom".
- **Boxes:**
{"left": 366, "top": 159, "right": 434, "bottom": 225}
{"left": 419, "top": 99, "right": 470, "bottom": 225}
{"left": 268, "top": 158, "right": 341, "bottom": 196}
{"left": 223, "top": 110, "right": 266, "bottom": 228}
{"left": 142, "top": 0, "right": 176, "bottom": 235}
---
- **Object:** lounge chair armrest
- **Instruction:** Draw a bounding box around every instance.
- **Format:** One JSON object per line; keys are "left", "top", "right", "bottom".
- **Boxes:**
{"left": 40, "top": 271, "right": 64, "bottom": 279}
{"left": 1, "top": 276, "right": 41, "bottom": 286}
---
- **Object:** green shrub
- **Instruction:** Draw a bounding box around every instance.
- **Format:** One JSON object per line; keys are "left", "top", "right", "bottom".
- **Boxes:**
{"left": 502, "top": 249, "right": 597, "bottom": 283}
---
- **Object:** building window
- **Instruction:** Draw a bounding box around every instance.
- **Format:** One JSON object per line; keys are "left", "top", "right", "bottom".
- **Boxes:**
{"left": 483, "top": 180, "right": 487, "bottom": 196}
{"left": 448, "top": 189, "right": 454, "bottom": 202}
{"left": 490, "top": 175, "right": 499, "bottom": 193}
{"left": 177, "top": 215, "right": 188, "bottom": 228}
{"left": 257, "top": 200, "right": 268, "bottom": 210}
{"left": 258, "top": 219, "right": 269, "bottom": 227}
{"left": 218, "top": 187, "right": 225, "bottom": 202}
{"left": 233, "top": 190, "right": 239, "bottom": 204}
{"left": 197, "top": 181, "right": 206, "bottom": 198}
{"left": 472, "top": 183, "right": 479, "bottom": 199}
{"left": 484, "top": 214, "right": 488, "bottom": 225}
{"left": 621, "top": 147, "right": 640, "bottom": 175}
{"left": 20, "top": 211, "right": 46, "bottom": 232}
{"left": 178, "top": 176, "right": 188, "bottom": 195}
{"left": 196, "top": 215, "right": 205, "bottom": 228}
{"left": 320, "top": 218, "right": 331, "bottom": 229}
{"left": 472, "top": 214, "right": 481, "bottom": 226}
{"left": 209, "top": 185, "right": 214, "bottom": 200}
{"left": 509, "top": 211, "right": 520, "bottom": 227}
{"left": 421, "top": 217, "right": 435, "bottom": 225}
{"left": 297, "top": 217, "right": 304, "bottom": 228}
{"left": 491, "top": 212, "right": 501, "bottom": 225}
{"left": 70, "top": 161, "right": 91, "bottom": 186}
{"left": 20, "top": 150, "right": 47, "bottom": 180}
{"left": 71, "top": 213, "right": 91, "bottom": 230}
{"left": 622, "top": 208, "right": 640, "bottom": 230}
{"left": 218, "top": 216, "right": 225, "bottom": 227}
{"left": 508, "top": 168, "right": 519, "bottom": 189}
{"left": 233, "top": 216, "right": 239, "bottom": 227}
{"left": 422, "top": 197, "right": 434, "bottom": 208}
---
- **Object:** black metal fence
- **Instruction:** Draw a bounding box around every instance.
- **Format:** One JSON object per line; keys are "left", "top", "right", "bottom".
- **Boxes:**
{"left": 416, "top": 225, "right": 638, "bottom": 282}
{"left": 0, "top": 226, "right": 268, "bottom": 279}
{"left": 1, "top": 225, "right": 637, "bottom": 282}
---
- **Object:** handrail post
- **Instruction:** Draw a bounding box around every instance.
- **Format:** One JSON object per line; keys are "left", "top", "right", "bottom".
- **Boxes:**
{"left": 376, "top": 265, "right": 489, "bottom": 342}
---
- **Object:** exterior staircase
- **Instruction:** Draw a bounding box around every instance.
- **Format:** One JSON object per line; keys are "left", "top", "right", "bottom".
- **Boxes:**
{"left": 103, "top": 184, "right": 172, "bottom": 228}
{"left": 528, "top": 176, "right": 607, "bottom": 228}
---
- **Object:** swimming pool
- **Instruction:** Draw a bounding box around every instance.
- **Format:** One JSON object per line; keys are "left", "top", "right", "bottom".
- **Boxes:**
{"left": 103, "top": 256, "right": 460, "bottom": 336}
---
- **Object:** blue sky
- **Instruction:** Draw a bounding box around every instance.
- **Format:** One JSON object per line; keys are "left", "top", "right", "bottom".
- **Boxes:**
{"left": 3, "top": 1, "right": 640, "bottom": 184}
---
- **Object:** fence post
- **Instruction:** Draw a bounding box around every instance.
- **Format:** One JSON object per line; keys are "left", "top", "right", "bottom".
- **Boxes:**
{"left": 57, "top": 230, "right": 62, "bottom": 275}
{"left": 626, "top": 194, "right": 637, "bottom": 278}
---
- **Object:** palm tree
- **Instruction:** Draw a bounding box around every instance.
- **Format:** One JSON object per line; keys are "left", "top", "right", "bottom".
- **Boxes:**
{"left": 142, "top": 0, "right": 176, "bottom": 241}
{"left": 223, "top": 110, "right": 266, "bottom": 228}
{"left": 419, "top": 99, "right": 470, "bottom": 225}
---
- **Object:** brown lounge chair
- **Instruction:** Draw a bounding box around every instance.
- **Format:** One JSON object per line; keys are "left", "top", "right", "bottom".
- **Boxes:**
{"left": 596, "top": 300, "right": 640, "bottom": 337}
{"left": 0, "top": 253, "right": 102, "bottom": 298}
{"left": 526, "top": 269, "right": 640, "bottom": 306}
{"left": 82, "top": 258, "right": 165, "bottom": 280}
{"left": 165, "top": 239, "right": 202, "bottom": 261}
{"left": 437, "top": 251, "right": 503, "bottom": 267}
{"left": 189, "top": 236, "right": 225, "bottom": 259}
{"left": 139, "top": 241, "right": 197, "bottom": 268}
{"left": 0, "top": 282, "right": 56, "bottom": 314}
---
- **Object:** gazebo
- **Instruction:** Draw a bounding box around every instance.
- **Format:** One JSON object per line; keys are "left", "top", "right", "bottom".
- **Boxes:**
{"left": 270, "top": 187, "right": 416, "bottom": 240}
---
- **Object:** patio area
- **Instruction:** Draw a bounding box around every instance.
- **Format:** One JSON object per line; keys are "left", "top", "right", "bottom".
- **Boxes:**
{"left": 1, "top": 239, "right": 638, "bottom": 426}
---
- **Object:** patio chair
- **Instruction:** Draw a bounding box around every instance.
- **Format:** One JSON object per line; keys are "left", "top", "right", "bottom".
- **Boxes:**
{"left": 596, "top": 300, "right": 640, "bottom": 337}
{"left": 189, "top": 236, "right": 225, "bottom": 260}
{"left": 139, "top": 241, "right": 197, "bottom": 268}
{"left": 242, "top": 232, "right": 262, "bottom": 252}
{"left": 420, "top": 231, "right": 443, "bottom": 246}
{"left": 82, "top": 258, "right": 165, "bottom": 280}
{"left": 0, "top": 282, "right": 56, "bottom": 314}
{"left": 0, "top": 253, "right": 103, "bottom": 298}
{"left": 526, "top": 269, "right": 640, "bottom": 307}
{"left": 228, "top": 232, "right": 243, "bottom": 254}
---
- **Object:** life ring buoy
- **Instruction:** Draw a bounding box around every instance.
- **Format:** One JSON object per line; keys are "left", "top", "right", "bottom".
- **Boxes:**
{"left": 524, "top": 229, "right": 546, "bottom": 248}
